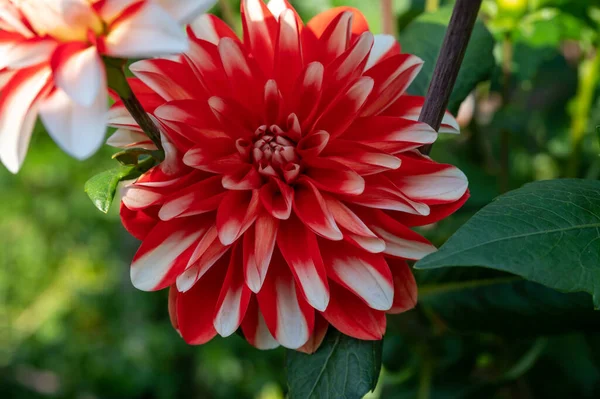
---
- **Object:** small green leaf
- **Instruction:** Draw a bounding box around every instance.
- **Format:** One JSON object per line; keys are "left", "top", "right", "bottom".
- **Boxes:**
{"left": 84, "top": 158, "right": 156, "bottom": 213}
{"left": 400, "top": 6, "right": 495, "bottom": 113}
{"left": 286, "top": 329, "right": 382, "bottom": 399}
{"left": 416, "top": 179, "right": 600, "bottom": 307}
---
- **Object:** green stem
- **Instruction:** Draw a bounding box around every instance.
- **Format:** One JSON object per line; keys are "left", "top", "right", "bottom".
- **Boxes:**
{"left": 499, "top": 34, "right": 513, "bottom": 193}
{"left": 425, "top": 0, "right": 440, "bottom": 12}
{"left": 417, "top": 350, "right": 434, "bottom": 399}
{"left": 567, "top": 47, "right": 600, "bottom": 177}
{"left": 104, "top": 59, "right": 165, "bottom": 158}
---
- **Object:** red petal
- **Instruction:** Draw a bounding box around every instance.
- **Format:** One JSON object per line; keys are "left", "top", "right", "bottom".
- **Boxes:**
{"left": 304, "top": 158, "right": 365, "bottom": 196}
{"left": 361, "top": 54, "right": 424, "bottom": 117}
{"left": 293, "top": 178, "right": 343, "bottom": 241}
{"left": 120, "top": 203, "right": 159, "bottom": 241}
{"left": 386, "top": 258, "right": 417, "bottom": 314}
{"left": 130, "top": 216, "right": 210, "bottom": 291}
{"left": 307, "top": 7, "right": 369, "bottom": 39}
{"left": 275, "top": 9, "right": 303, "bottom": 96}
{"left": 216, "top": 190, "right": 260, "bottom": 245}
{"left": 214, "top": 243, "right": 252, "bottom": 337}
{"left": 241, "top": 296, "right": 279, "bottom": 350}
{"left": 176, "top": 258, "right": 229, "bottom": 345}
{"left": 312, "top": 76, "right": 374, "bottom": 139}
{"left": 243, "top": 213, "right": 279, "bottom": 293}
{"left": 320, "top": 240, "right": 394, "bottom": 311}
{"left": 277, "top": 216, "right": 330, "bottom": 311}
{"left": 260, "top": 178, "right": 293, "bottom": 220}
{"left": 322, "top": 281, "right": 386, "bottom": 340}
{"left": 297, "top": 314, "right": 329, "bottom": 354}
{"left": 241, "top": 0, "right": 278, "bottom": 76}
{"left": 257, "top": 249, "right": 315, "bottom": 349}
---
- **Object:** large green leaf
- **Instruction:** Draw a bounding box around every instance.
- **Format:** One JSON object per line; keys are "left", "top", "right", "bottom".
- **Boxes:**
{"left": 418, "top": 268, "right": 600, "bottom": 334}
{"left": 286, "top": 329, "right": 382, "bottom": 399}
{"left": 416, "top": 179, "right": 600, "bottom": 307}
{"left": 400, "top": 7, "right": 495, "bottom": 113}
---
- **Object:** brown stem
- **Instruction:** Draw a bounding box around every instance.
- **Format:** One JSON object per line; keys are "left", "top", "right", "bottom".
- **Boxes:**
{"left": 119, "top": 92, "right": 164, "bottom": 156}
{"left": 418, "top": 0, "right": 483, "bottom": 155}
{"left": 381, "top": 0, "right": 397, "bottom": 36}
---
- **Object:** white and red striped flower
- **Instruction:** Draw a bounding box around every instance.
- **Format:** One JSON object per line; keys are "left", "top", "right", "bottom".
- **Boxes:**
{"left": 0, "top": 0, "right": 216, "bottom": 173}
{"left": 115, "top": 0, "right": 469, "bottom": 352}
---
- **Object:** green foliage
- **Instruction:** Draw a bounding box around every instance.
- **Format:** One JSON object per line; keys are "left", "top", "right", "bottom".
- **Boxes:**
{"left": 286, "top": 330, "right": 382, "bottom": 399}
{"left": 84, "top": 157, "right": 156, "bottom": 213}
{"left": 400, "top": 6, "right": 496, "bottom": 113}
{"left": 419, "top": 268, "right": 600, "bottom": 335}
{"left": 416, "top": 179, "right": 600, "bottom": 306}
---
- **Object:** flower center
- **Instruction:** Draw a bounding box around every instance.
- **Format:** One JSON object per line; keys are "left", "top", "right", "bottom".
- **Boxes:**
{"left": 240, "top": 123, "right": 302, "bottom": 183}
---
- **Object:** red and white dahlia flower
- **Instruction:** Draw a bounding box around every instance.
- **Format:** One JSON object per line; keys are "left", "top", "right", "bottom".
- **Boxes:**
{"left": 0, "top": 0, "right": 216, "bottom": 173}
{"left": 113, "top": 0, "right": 469, "bottom": 352}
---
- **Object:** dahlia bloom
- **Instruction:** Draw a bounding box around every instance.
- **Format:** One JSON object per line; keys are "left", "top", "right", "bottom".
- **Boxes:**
{"left": 114, "top": 0, "right": 469, "bottom": 352}
{"left": 0, "top": 0, "right": 216, "bottom": 173}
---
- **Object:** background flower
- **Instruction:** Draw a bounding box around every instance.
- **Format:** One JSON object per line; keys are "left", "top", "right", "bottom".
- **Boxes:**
{"left": 115, "top": 0, "right": 468, "bottom": 352}
{"left": 0, "top": 0, "right": 216, "bottom": 173}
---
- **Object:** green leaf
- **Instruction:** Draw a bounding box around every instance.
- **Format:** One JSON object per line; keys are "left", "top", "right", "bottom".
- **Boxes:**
{"left": 286, "top": 329, "right": 383, "bottom": 399}
{"left": 400, "top": 6, "right": 495, "bottom": 113}
{"left": 418, "top": 268, "right": 600, "bottom": 335}
{"left": 416, "top": 179, "right": 600, "bottom": 307}
{"left": 84, "top": 158, "right": 155, "bottom": 213}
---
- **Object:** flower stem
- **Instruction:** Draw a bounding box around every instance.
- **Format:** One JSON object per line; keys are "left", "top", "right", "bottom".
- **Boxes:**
{"left": 104, "top": 59, "right": 165, "bottom": 158}
{"left": 381, "top": 0, "right": 396, "bottom": 35}
{"left": 567, "top": 46, "right": 600, "bottom": 177}
{"left": 418, "top": 0, "right": 484, "bottom": 155}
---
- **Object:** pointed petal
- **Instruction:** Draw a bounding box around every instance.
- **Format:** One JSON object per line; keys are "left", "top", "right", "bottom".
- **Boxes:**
{"left": 321, "top": 240, "right": 394, "bottom": 311}
{"left": 241, "top": 0, "right": 278, "bottom": 75}
{"left": 322, "top": 281, "right": 386, "bottom": 340}
{"left": 304, "top": 158, "right": 365, "bottom": 196}
{"left": 102, "top": 2, "right": 188, "bottom": 58}
{"left": 39, "top": 85, "right": 108, "bottom": 160}
{"left": 120, "top": 203, "right": 159, "bottom": 241}
{"left": 365, "top": 34, "right": 400, "bottom": 70}
{"left": 177, "top": 258, "right": 228, "bottom": 345}
{"left": 189, "top": 14, "right": 238, "bottom": 44}
{"left": 214, "top": 243, "right": 252, "bottom": 337}
{"left": 260, "top": 178, "right": 294, "bottom": 220}
{"left": 391, "top": 153, "right": 469, "bottom": 204}
{"left": 298, "top": 314, "right": 329, "bottom": 354}
{"left": 157, "top": 0, "right": 216, "bottom": 24}
{"left": 368, "top": 209, "right": 436, "bottom": 261}
{"left": 362, "top": 54, "right": 424, "bottom": 116}
{"left": 290, "top": 62, "right": 324, "bottom": 130}
{"left": 277, "top": 216, "right": 330, "bottom": 311}
{"left": 129, "top": 59, "right": 198, "bottom": 101}
{"left": 293, "top": 178, "right": 343, "bottom": 241}
{"left": 159, "top": 176, "right": 226, "bottom": 220}
{"left": 106, "top": 128, "right": 155, "bottom": 150}
{"left": 242, "top": 296, "right": 280, "bottom": 350}
{"left": 0, "top": 66, "right": 50, "bottom": 173}
{"left": 243, "top": 213, "right": 278, "bottom": 293}
{"left": 387, "top": 258, "right": 417, "bottom": 314}
{"left": 308, "top": 7, "right": 369, "bottom": 38}
{"left": 382, "top": 95, "right": 460, "bottom": 134}
{"left": 257, "top": 249, "right": 314, "bottom": 349}
{"left": 216, "top": 189, "right": 260, "bottom": 246}
{"left": 130, "top": 218, "right": 207, "bottom": 291}
{"left": 275, "top": 9, "right": 303, "bottom": 96}
{"left": 51, "top": 43, "right": 103, "bottom": 107}
{"left": 312, "top": 76, "right": 374, "bottom": 139}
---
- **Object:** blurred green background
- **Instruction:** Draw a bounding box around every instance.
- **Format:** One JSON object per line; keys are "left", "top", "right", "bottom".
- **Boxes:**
{"left": 2, "top": 0, "right": 600, "bottom": 398}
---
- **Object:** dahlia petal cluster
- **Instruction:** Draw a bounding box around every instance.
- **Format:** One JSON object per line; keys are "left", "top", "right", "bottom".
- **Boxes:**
{"left": 113, "top": 0, "right": 469, "bottom": 352}
{"left": 0, "top": 0, "right": 216, "bottom": 173}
